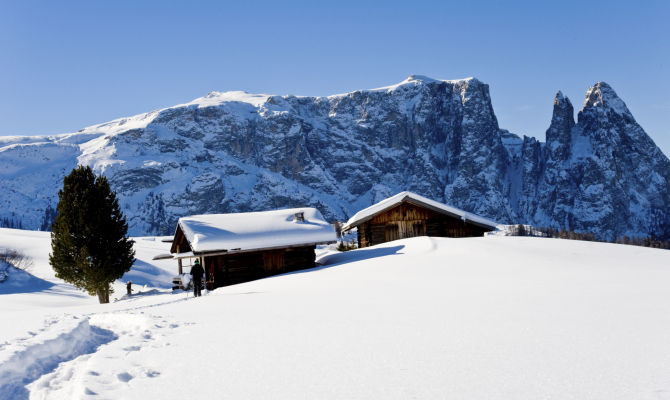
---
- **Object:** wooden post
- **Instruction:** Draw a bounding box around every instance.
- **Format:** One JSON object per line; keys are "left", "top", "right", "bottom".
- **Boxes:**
{"left": 178, "top": 258, "right": 183, "bottom": 275}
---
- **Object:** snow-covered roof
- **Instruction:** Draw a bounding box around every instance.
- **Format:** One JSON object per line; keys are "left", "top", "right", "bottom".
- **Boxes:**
{"left": 173, "top": 208, "right": 337, "bottom": 255}
{"left": 341, "top": 191, "right": 498, "bottom": 231}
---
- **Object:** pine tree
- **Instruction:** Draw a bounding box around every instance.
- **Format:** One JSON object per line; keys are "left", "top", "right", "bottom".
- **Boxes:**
{"left": 49, "top": 166, "right": 135, "bottom": 303}
{"left": 516, "top": 224, "right": 526, "bottom": 236}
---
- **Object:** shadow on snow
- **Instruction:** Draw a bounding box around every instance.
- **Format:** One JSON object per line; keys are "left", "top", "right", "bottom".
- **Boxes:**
{"left": 298, "top": 244, "right": 406, "bottom": 275}
{"left": 0, "top": 265, "right": 55, "bottom": 295}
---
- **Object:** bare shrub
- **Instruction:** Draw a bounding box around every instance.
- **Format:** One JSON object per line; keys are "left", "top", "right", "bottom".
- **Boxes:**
{"left": 0, "top": 248, "right": 33, "bottom": 271}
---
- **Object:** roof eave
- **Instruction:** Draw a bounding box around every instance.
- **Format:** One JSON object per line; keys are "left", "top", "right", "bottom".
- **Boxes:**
{"left": 169, "top": 221, "right": 194, "bottom": 254}
{"left": 342, "top": 194, "right": 411, "bottom": 231}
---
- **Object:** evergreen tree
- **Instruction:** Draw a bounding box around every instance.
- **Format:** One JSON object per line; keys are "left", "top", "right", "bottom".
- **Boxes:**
{"left": 49, "top": 166, "right": 135, "bottom": 303}
{"left": 516, "top": 224, "right": 526, "bottom": 236}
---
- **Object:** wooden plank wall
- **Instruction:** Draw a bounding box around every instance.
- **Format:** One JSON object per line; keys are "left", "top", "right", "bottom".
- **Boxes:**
{"left": 370, "top": 203, "right": 438, "bottom": 224}
{"left": 283, "top": 246, "right": 316, "bottom": 273}
{"left": 209, "top": 252, "right": 265, "bottom": 288}
{"left": 370, "top": 223, "right": 385, "bottom": 245}
{"left": 357, "top": 222, "right": 376, "bottom": 248}
{"left": 205, "top": 245, "right": 316, "bottom": 289}
{"left": 263, "top": 250, "right": 285, "bottom": 274}
{"left": 171, "top": 227, "right": 188, "bottom": 253}
{"left": 426, "top": 218, "right": 445, "bottom": 236}
{"left": 354, "top": 202, "right": 491, "bottom": 247}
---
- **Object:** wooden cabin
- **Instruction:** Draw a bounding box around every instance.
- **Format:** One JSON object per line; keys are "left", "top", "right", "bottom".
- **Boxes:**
{"left": 341, "top": 191, "right": 498, "bottom": 248}
{"left": 169, "top": 208, "right": 337, "bottom": 290}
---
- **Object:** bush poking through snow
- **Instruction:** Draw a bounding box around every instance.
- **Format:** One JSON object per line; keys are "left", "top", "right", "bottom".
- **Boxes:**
{"left": 336, "top": 239, "right": 357, "bottom": 252}
{"left": 0, "top": 248, "right": 33, "bottom": 271}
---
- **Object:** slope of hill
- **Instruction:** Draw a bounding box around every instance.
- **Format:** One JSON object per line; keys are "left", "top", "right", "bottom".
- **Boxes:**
{"left": 0, "top": 76, "right": 668, "bottom": 240}
{"left": 0, "top": 228, "right": 669, "bottom": 399}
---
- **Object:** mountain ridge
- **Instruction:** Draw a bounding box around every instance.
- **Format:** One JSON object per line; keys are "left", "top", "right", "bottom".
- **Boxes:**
{"left": 0, "top": 75, "right": 668, "bottom": 240}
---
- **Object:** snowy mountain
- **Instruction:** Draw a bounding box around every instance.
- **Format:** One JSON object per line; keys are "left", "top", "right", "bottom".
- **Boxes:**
{"left": 0, "top": 76, "right": 668, "bottom": 240}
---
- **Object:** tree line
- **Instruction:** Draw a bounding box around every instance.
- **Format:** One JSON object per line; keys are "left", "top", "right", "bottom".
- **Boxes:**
{"left": 511, "top": 224, "right": 670, "bottom": 250}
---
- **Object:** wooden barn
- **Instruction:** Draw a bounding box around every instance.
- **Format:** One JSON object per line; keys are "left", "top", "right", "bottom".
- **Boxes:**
{"left": 341, "top": 191, "right": 498, "bottom": 248}
{"left": 169, "top": 208, "right": 337, "bottom": 290}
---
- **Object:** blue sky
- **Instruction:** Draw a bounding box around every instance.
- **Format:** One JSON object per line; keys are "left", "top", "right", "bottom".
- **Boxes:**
{"left": 1, "top": 0, "right": 669, "bottom": 154}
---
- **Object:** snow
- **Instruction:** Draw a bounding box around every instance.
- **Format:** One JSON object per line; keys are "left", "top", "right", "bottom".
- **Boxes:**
{"left": 328, "top": 75, "right": 474, "bottom": 98}
{"left": 570, "top": 126, "right": 594, "bottom": 162}
{"left": 1, "top": 228, "right": 670, "bottom": 398}
{"left": 61, "top": 90, "right": 270, "bottom": 142}
{"left": 183, "top": 90, "right": 271, "bottom": 108}
{"left": 176, "top": 207, "right": 337, "bottom": 254}
{"left": 342, "top": 191, "right": 498, "bottom": 231}
{"left": 370, "top": 74, "right": 474, "bottom": 92}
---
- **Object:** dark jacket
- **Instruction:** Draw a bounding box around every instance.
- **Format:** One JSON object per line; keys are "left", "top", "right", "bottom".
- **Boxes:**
{"left": 190, "top": 263, "right": 205, "bottom": 282}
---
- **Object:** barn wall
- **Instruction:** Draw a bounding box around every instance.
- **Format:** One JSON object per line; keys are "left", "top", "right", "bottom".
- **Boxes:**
{"left": 358, "top": 223, "right": 367, "bottom": 248}
{"left": 170, "top": 227, "right": 189, "bottom": 253}
{"left": 426, "top": 218, "right": 445, "bottom": 236}
{"left": 370, "top": 203, "right": 440, "bottom": 224}
{"left": 284, "top": 246, "right": 316, "bottom": 273}
{"left": 355, "top": 202, "right": 492, "bottom": 248}
{"left": 370, "top": 223, "right": 385, "bottom": 245}
{"left": 204, "top": 245, "right": 317, "bottom": 289}
{"left": 358, "top": 222, "right": 375, "bottom": 248}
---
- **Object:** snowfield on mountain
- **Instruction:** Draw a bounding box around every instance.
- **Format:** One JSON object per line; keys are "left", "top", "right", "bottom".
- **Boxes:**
{"left": 1, "top": 227, "right": 669, "bottom": 399}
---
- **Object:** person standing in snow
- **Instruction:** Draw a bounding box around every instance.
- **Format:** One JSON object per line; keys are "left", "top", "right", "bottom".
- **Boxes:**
{"left": 190, "top": 259, "right": 205, "bottom": 297}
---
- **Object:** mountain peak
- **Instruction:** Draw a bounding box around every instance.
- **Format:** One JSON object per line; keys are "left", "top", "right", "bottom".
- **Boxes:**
{"left": 582, "top": 81, "right": 631, "bottom": 116}
{"left": 546, "top": 89, "right": 575, "bottom": 152}
{"left": 553, "top": 90, "right": 572, "bottom": 106}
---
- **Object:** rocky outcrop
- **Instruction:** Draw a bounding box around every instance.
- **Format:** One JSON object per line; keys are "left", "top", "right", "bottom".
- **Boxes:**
{"left": 0, "top": 76, "right": 668, "bottom": 240}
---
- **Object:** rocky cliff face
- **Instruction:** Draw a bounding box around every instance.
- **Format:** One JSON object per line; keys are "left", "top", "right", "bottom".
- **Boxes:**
{"left": 0, "top": 76, "right": 668, "bottom": 240}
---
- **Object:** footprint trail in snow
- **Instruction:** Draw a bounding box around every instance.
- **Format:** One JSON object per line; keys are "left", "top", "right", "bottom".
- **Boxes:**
{"left": 0, "top": 309, "right": 186, "bottom": 400}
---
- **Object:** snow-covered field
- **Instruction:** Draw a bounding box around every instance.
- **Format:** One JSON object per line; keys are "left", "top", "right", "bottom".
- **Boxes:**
{"left": 1, "top": 227, "right": 669, "bottom": 399}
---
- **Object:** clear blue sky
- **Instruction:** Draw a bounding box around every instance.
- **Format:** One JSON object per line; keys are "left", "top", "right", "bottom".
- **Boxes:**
{"left": 1, "top": 0, "right": 669, "bottom": 155}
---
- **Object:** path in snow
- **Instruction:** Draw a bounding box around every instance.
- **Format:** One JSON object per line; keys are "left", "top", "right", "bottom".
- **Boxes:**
{"left": 25, "top": 311, "right": 184, "bottom": 400}
{"left": 0, "top": 317, "right": 116, "bottom": 400}
{"left": 0, "top": 295, "right": 194, "bottom": 400}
